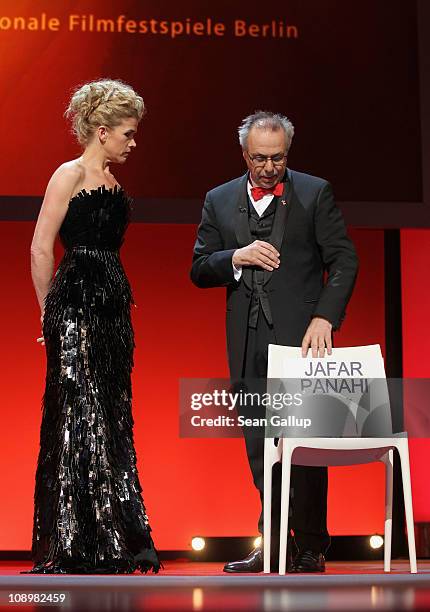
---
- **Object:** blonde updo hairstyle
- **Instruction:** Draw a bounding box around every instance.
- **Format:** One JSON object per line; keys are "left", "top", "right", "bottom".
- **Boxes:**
{"left": 65, "top": 79, "right": 145, "bottom": 146}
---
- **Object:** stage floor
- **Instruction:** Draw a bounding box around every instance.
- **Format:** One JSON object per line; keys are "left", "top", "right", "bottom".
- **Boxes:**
{"left": 1, "top": 560, "right": 430, "bottom": 611}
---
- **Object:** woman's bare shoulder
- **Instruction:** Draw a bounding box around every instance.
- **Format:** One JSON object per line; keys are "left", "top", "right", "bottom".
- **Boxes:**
{"left": 45, "top": 159, "right": 83, "bottom": 199}
{"left": 50, "top": 159, "right": 83, "bottom": 184}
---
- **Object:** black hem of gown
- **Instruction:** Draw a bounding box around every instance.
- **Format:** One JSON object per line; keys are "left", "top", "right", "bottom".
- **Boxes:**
{"left": 20, "top": 548, "right": 162, "bottom": 575}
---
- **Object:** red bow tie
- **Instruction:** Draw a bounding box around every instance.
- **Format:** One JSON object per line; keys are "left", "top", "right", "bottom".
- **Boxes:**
{"left": 251, "top": 183, "right": 284, "bottom": 201}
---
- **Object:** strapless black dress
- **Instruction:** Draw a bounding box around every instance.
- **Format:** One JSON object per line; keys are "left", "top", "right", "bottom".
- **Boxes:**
{"left": 25, "top": 185, "right": 160, "bottom": 574}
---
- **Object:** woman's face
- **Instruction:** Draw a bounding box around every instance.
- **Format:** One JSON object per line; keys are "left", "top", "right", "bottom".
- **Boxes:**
{"left": 100, "top": 117, "right": 139, "bottom": 164}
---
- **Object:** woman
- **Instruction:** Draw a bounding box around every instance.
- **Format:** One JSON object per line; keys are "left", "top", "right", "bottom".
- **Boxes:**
{"left": 27, "top": 79, "right": 160, "bottom": 574}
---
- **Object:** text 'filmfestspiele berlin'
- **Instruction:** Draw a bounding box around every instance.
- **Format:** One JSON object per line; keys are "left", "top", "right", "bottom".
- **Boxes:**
{"left": 0, "top": 14, "right": 299, "bottom": 39}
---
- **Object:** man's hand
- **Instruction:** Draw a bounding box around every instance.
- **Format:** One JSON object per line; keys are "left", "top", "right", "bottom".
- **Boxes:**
{"left": 232, "top": 240, "right": 280, "bottom": 272}
{"left": 301, "top": 317, "right": 333, "bottom": 358}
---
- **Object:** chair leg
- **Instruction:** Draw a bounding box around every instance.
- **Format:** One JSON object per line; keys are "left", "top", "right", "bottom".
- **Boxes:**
{"left": 279, "top": 441, "right": 293, "bottom": 575}
{"left": 263, "top": 441, "right": 275, "bottom": 574}
{"left": 397, "top": 440, "right": 418, "bottom": 573}
{"left": 382, "top": 449, "right": 393, "bottom": 572}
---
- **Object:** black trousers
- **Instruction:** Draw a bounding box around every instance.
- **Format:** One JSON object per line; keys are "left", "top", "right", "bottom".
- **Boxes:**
{"left": 239, "top": 311, "right": 331, "bottom": 554}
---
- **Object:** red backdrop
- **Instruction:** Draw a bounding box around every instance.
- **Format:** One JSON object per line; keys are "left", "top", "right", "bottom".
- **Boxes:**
{"left": 0, "top": 223, "right": 386, "bottom": 550}
{"left": 0, "top": 0, "right": 421, "bottom": 202}
{"left": 401, "top": 230, "right": 430, "bottom": 523}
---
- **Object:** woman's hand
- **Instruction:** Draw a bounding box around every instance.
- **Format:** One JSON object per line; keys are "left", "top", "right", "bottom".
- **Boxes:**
{"left": 37, "top": 313, "right": 45, "bottom": 346}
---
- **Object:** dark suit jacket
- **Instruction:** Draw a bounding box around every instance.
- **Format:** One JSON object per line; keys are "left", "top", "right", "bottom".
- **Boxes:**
{"left": 190, "top": 169, "right": 359, "bottom": 380}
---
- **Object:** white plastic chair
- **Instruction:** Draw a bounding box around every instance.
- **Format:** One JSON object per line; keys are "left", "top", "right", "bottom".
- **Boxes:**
{"left": 263, "top": 344, "right": 417, "bottom": 574}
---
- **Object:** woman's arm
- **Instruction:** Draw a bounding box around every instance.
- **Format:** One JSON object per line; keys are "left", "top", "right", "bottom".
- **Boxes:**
{"left": 30, "top": 165, "right": 80, "bottom": 315}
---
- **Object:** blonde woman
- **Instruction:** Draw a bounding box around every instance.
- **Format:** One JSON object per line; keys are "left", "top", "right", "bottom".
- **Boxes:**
{"left": 27, "top": 79, "right": 160, "bottom": 574}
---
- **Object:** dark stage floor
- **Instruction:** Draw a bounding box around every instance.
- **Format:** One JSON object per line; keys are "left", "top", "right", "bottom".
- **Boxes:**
{"left": 1, "top": 560, "right": 430, "bottom": 611}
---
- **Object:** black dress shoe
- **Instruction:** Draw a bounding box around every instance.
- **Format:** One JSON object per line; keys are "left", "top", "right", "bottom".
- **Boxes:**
{"left": 223, "top": 545, "right": 293, "bottom": 573}
{"left": 290, "top": 550, "right": 325, "bottom": 573}
{"left": 223, "top": 547, "right": 263, "bottom": 573}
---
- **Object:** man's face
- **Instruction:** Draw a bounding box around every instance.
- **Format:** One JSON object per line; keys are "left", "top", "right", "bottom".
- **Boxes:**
{"left": 243, "top": 127, "right": 288, "bottom": 188}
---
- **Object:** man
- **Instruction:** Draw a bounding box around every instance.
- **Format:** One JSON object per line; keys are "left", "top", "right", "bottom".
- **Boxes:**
{"left": 190, "top": 111, "right": 358, "bottom": 572}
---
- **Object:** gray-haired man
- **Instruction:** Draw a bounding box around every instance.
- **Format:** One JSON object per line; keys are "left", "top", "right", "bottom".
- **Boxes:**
{"left": 191, "top": 111, "right": 358, "bottom": 572}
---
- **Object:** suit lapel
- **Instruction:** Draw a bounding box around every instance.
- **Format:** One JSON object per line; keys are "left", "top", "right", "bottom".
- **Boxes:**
{"left": 234, "top": 173, "right": 252, "bottom": 248}
{"left": 262, "top": 168, "right": 293, "bottom": 286}
{"left": 233, "top": 174, "right": 253, "bottom": 289}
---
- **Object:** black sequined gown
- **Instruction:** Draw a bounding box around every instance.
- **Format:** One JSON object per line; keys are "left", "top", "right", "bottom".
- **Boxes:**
{"left": 27, "top": 185, "right": 160, "bottom": 574}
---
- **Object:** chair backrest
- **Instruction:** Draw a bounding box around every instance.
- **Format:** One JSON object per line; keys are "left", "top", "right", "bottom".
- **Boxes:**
{"left": 266, "top": 344, "right": 393, "bottom": 438}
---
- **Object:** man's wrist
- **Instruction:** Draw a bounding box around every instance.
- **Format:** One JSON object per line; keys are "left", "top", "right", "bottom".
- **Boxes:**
{"left": 312, "top": 314, "right": 333, "bottom": 327}
{"left": 232, "top": 250, "right": 242, "bottom": 281}
{"left": 232, "top": 249, "right": 242, "bottom": 267}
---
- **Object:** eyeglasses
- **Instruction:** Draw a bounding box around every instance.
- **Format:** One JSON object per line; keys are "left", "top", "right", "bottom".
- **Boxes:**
{"left": 247, "top": 152, "right": 287, "bottom": 167}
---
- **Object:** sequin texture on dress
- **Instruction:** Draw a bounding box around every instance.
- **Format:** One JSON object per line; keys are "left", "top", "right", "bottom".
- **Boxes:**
{"left": 26, "top": 185, "right": 161, "bottom": 574}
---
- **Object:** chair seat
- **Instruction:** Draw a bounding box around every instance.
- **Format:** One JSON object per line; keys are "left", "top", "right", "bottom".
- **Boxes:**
{"left": 271, "top": 433, "right": 408, "bottom": 467}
